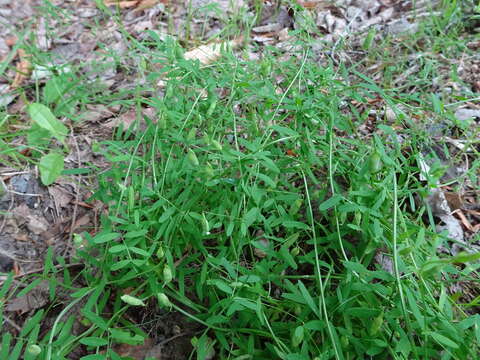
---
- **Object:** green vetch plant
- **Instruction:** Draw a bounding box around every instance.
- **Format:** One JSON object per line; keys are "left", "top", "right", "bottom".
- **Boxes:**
{"left": 76, "top": 39, "right": 480, "bottom": 359}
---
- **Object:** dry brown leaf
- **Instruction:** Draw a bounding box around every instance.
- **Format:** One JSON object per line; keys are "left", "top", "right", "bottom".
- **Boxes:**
{"left": 104, "top": 0, "right": 139, "bottom": 8}
{"left": 465, "top": 209, "right": 480, "bottom": 217}
{"left": 453, "top": 210, "right": 473, "bottom": 232}
{"left": 110, "top": 338, "right": 155, "bottom": 359}
{"left": 72, "top": 214, "right": 91, "bottom": 232}
{"left": 298, "top": 1, "right": 320, "bottom": 9}
{"left": 11, "top": 49, "right": 32, "bottom": 89}
{"left": 5, "top": 35, "right": 17, "bottom": 47}
{"left": 134, "top": 0, "right": 162, "bottom": 12}
{"left": 27, "top": 216, "right": 49, "bottom": 235}
{"left": 184, "top": 37, "right": 243, "bottom": 65}
{"left": 49, "top": 185, "right": 73, "bottom": 208}
{"left": 103, "top": 107, "right": 154, "bottom": 129}
{"left": 5, "top": 281, "right": 49, "bottom": 314}
{"left": 444, "top": 191, "right": 464, "bottom": 211}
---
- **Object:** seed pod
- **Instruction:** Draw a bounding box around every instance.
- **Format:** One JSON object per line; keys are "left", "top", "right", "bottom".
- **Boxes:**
{"left": 26, "top": 344, "right": 42, "bottom": 356}
{"left": 210, "top": 139, "right": 222, "bottom": 151}
{"left": 73, "top": 233, "right": 83, "bottom": 248}
{"left": 163, "top": 264, "right": 173, "bottom": 283}
{"left": 175, "top": 45, "right": 184, "bottom": 60}
{"left": 187, "top": 127, "right": 197, "bottom": 141}
{"left": 80, "top": 317, "right": 91, "bottom": 327}
{"left": 369, "top": 151, "right": 382, "bottom": 173}
{"left": 156, "top": 245, "right": 164, "bottom": 259}
{"left": 292, "top": 326, "right": 304, "bottom": 347}
{"left": 289, "top": 199, "right": 303, "bottom": 216}
{"left": 204, "top": 162, "right": 214, "bottom": 179}
{"left": 157, "top": 292, "right": 172, "bottom": 308}
{"left": 158, "top": 114, "right": 167, "bottom": 130}
{"left": 369, "top": 312, "right": 383, "bottom": 335}
{"left": 187, "top": 149, "right": 199, "bottom": 166}
{"left": 121, "top": 294, "right": 146, "bottom": 307}
{"left": 291, "top": 247, "right": 300, "bottom": 256}
{"left": 201, "top": 212, "right": 210, "bottom": 235}
{"left": 206, "top": 99, "right": 217, "bottom": 116}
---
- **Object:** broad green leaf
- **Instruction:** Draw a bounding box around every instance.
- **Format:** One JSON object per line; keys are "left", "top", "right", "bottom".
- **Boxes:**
{"left": 43, "top": 76, "right": 69, "bottom": 105}
{"left": 39, "top": 152, "right": 64, "bottom": 185}
{"left": 292, "top": 326, "right": 304, "bottom": 347}
{"left": 27, "top": 103, "right": 68, "bottom": 143}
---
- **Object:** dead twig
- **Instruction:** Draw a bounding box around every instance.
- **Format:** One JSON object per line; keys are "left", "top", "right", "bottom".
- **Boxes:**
{"left": 3, "top": 314, "right": 22, "bottom": 332}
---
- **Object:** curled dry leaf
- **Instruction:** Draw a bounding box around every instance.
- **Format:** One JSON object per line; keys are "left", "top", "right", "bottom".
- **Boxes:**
{"left": 453, "top": 210, "right": 473, "bottom": 232}
{"left": 104, "top": 0, "right": 139, "bottom": 8}
{"left": 104, "top": 0, "right": 163, "bottom": 9}
{"left": 134, "top": 0, "right": 163, "bottom": 12}
{"left": 5, "top": 280, "right": 49, "bottom": 314}
{"left": 0, "top": 84, "right": 16, "bottom": 107}
{"left": 184, "top": 37, "right": 243, "bottom": 65}
{"left": 11, "top": 49, "right": 32, "bottom": 89}
{"left": 297, "top": 1, "right": 320, "bottom": 9}
{"left": 5, "top": 35, "right": 17, "bottom": 47}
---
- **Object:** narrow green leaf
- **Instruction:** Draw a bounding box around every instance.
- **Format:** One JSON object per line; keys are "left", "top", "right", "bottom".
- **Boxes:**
{"left": 0, "top": 333, "right": 12, "bottom": 359}
{"left": 108, "top": 245, "right": 127, "bottom": 253}
{"left": 110, "top": 260, "right": 131, "bottom": 271}
{"left": 93, "top": 232, "right": 120, "bottom": 244}
{"left": 243, "top": 207, "right": 259, "bottom": 228}
{"left": 20, "top": 310, "right": 44, "bottom": 337}
{"left": 297, "top": 281, "right": 320, "bottom": 317}
{"left": 109, "top": 329, "right": 144, "bottom": 345}
{"left": 426, "top": 331, "right": 459, "bottom": 349}
{"left": 208, "top": 279, "right": 233, "bottom": 294}
{"left": 318, "top": 194, "right": 343, "bottom": 211}
{"left": 17, "top": 279, "right": 43, "bottom": 297}
{"left": 80, "top": 355, "right": 107, "bottom": 360}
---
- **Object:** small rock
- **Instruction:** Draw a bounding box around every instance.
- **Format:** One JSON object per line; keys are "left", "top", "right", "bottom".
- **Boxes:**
{"left": 0, "top": 253, "right": 13, "bottom": 272}
{"left": 387, "top": 19, "right": 419, "bottom": 35}
{"left": 254, "top": 238, "right": 269, "bottom": 259}
{"left": 27, "top": 216, "right": 48, "bottom": 235}
{"left": 454, "top": 108, "right": 480, "bottom": 122}
{"left": 384, "top": 107, "right": 396, "bottom": 123}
